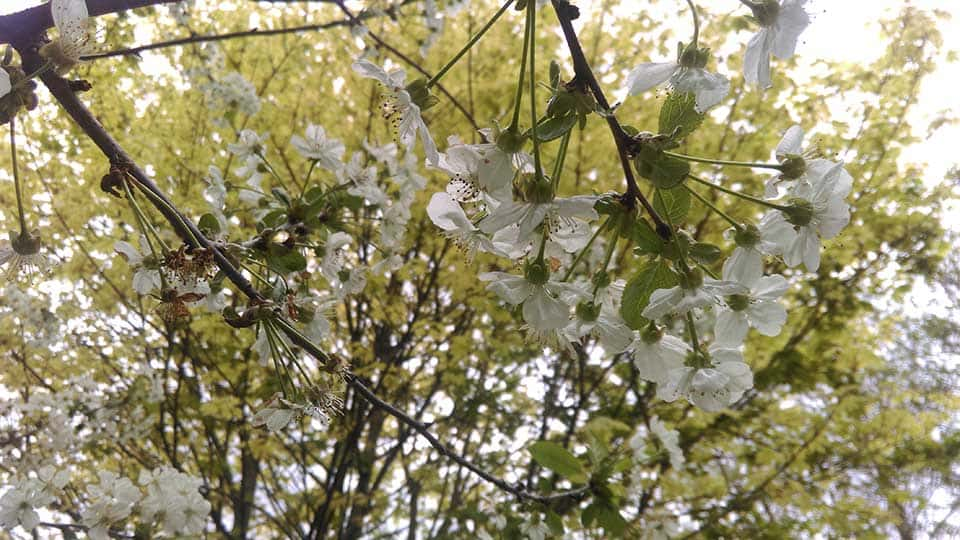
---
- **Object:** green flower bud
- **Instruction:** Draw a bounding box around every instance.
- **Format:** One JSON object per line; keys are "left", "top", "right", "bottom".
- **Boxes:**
{"left": 575, "top": 301, "right": 601, "bottom": 322}
{"left": 726, "top": 294, "right": 750, "bottom": 312}
{"left": 641, "top": 323, "right": 664, "bottom": 344}
{"left": 678, "top": 44, "right": 710, "bottom": 69}
{"left": 779, "top": 154, "right": 807, "bottom": 180}
{"left": 679, "top": 268, "right": 704, "bottom": 290}
{"left": 734, "top": 223, "right": 761, "bottom": 249}
{"left": 524, "top": 259, "right": 550, "bottom": 285}
{"left": 10, "top": 230, "right": 41, "bottom": 256}
{"left": 521, "top": 174, "right": 555, "bottom": 204}
{"left": 404, "top": 78, "right": 438, "bottom": 111}
{"left": 497, "top": 128, "right": 527, "bottom": 154}
{"left": 783, "top": 198, "right": 815, "bottom": 227}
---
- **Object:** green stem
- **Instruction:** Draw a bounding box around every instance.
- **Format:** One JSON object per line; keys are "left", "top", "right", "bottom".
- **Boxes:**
{"left": 427, "top": 0, "right": 514, "bottom": 88}
{"left": 9, "top": 117, "right": 27, "bottom": 235}
{"left": 551, "top": 129, "right": 572, "bottom": 191}
{"left": 682, "top": 183, "right": 740, "bottom": 229}
{"left": 664, "top": 150, "right": 783, "bottom": 171}
{"left": 685, "top": 311, "right": 701, "bottom": 354}
{"left": 687, "top": 174, "right": 790, "bottom": 211}
{"left": 509, "top": 2, "right": 532, "bottom": 131}
{"left": 13, "top": 60, "right": 54, "bottom": 91}
{"left": 527, "top": 0, "right": 543, "bottom": 177}
{"left": 132, "top": 179, "right": 202, "bottom": 248}
{"left": 593, "top": 233, "right": 618, "bottom": 295}
{"left": 685, "top": 0, "right": 700, "bottom": 47}
{"left": 562, "top": 217, "right": 608, "bottom": 282}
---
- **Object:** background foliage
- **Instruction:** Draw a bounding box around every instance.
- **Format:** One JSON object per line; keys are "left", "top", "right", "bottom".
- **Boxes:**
{"left": 0, "top": 0, "right": 958, "bottom": 538}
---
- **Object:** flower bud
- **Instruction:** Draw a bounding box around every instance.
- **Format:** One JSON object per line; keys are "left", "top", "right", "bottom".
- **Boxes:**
{"left": 783, "top": 198, "right": 815, "bottom": 227}
{"left": 678, "top": 44, "right": 710, "bottom": 69}
{"left": 679, "top": 268, "right": 703, "bottom": 290}
{"left": 641, "top": 323, "right": 663, "bottom": 344}
{"left": 726, "top": 293, "right": 750, "bottom": 312}
{"left": 520, "top": 173, "right": 554, "bottom": 204}
{"left": 575, "top": 301, "right": 601, "bottom": 322}
{"left": 496, "top": 128, "right": 527, "bottom": 154}
{"left": 734, "top": 223, "right": 761, "bottom": 249}
{"left": 524, "top": 259, "right": 550, "bottom": 285}
{"left": 779, "top": 155, "right": 806, "bottom": 180}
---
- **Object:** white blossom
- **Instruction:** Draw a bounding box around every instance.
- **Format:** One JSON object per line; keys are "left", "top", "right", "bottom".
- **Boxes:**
{"left": 42, "top": 0, "right": 96, "bottom": 74}
{"left": 114, "top": 237, "right": 163, "bottom": 295}
{"left": 650, "top": 417, "right": 685, "bottom": 469}
{"left": 0, "top": 70, "right": 10, "bottom": 99}
{"left": 626, "top": 60, "right": 729, "bottom": 112}
{"left": 479, "top": 271, "right": 586, "bottom": 331}
{"left": 743, "top": 0, "right": 811, "bottom": 88}
{"left": 714, "top": 268, "right": 789, "bottom": 346}
{"left": 139, "top": 467, "right": 210, "bottom": 537}
{"left": 291, "top": 124, "right": 345, "bottom": 171}
{"left": 478, "top": 195, "right": 598, "bottom": 254}
{"left": 760, "top": 161, "right": 852, "bottom": 271}
{"left": 352, "top": 60, "right": 439, "bottom": 165}
{"left": 227, "top": 129, "right": 267, "bottom": 159}
{"left": 427, "top": 192, "right": 506, "bottom": 259}
{"left": 642, "top": 277, "right": 748, "bottom": 321}
{"left": 657, "top": 346, "right": 753, "bottom": 411}
{"left": 81, "top": 471, "right": 141, "bottom": 540}
{"left": 632, "top": 333, "right": 690, "bottom": 385}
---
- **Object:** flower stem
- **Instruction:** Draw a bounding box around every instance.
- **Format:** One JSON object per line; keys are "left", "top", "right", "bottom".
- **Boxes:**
{"left": 685, "top": 311, "right": 701, "bottom": 354}
{"left": 593, "top": 232, "right": 618, "bottom": 295}
{"left": 562, "top": 217, "right": 607, "bottom": 282}
{"left": 509, "top": 2, "right": 532, "bottom": 131}
{"left": 551, "top": 127, "right": 572, "bottom": 191}
{"left": 9, "top": 117, "right": 27, "bottom": 236}
{"left": 685, "top": 0, "right": 700, "bottom": 47}
{"left": 427, "top": 0, "right": 514, "bottom": 89}
{"left": 664, "top": 150, "right": 783, "bottom": 171}
{"left": 687, "top": 174, "right": 790, "bottom": 211}
{"left": 527, "top": 0, "right": 543, "bottom": 177}
{"left": 682, "top": 183, "right": 740, "bottom": 230}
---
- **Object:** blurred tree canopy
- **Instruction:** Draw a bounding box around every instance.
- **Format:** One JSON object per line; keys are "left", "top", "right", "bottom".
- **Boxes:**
{"left": 0, "top": 0, "right": 958, "bottom": 538}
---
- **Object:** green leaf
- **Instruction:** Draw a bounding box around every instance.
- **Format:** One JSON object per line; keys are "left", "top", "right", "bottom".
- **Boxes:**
{"left": 529, "top": 441, "right": 587, "bottom": 483}
{"left": 545, "top": 510, "right": 565, "bottom": 536}
{"left": 581, "top": 502, "right": 600, "bottom": 528}
{"left": 534, "top": 114, "right": 577, "bottom": 141}
{"left": 270, "top": 250, "right": 307, "bottom": 274}
{"left": 653, "top": 186, "right": 691, "bottom": 223}
{"left": 620, "top": 259, "right": 679, "bottom": 329}
{"left": 659, "top": 91, "right": 704, "bottom": 140}
{"left": 634, "top": 147, "right": 690, "bottom": 189}
{"left": 629, "top": 219, "right": 664, "bottom": 255}
{"left": 596, "top": 503, "right": 628, "bottom": 536}
{"left": 198, "top": 213, "right": 221, "bottom": 236}
{"left": 690, "top": 242, "right": 722, "bottom": 265}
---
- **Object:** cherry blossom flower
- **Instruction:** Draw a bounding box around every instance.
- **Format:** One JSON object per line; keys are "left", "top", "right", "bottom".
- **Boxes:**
{"left": 564, "top": 301, "right": 634, "bottom": 354}
{"left": 626, "top": 59, "right": 730, "bottom": 112}
{"left": 742, "top": 0, "right": 811, "bottom": 88}
{"left": 714, "top": 268, "right": 789, "bottom": 347}
{"left": 41, "top": 0, "right": 97, "bottom": 75}
{"left": 0, "top": 231, "right": 55, "bottom": 281}
{"left": 642, "top": 273, "right": 748, "bottom": 321}
{"left": 352, "top": 60, "right": 439, "bottom": 165}
{"left": 650, "top": 417, "right": 685, "bottom": 469}
{"left": 291, "top": 124, "right": 345, "bottom": 171}
{"left": 631, "top": 331, "right": 691, "bottom": 385}
{"left": 138, "top": 467, "right": 210, "bottom": 537}
{"left": 114, "top": 237, "right": 163, "bottom": 295}
{"left": 760, "top": 161, "right": 852, "bottom": 271}
{"left": 479, "top": 267, "right": 586, "bottom": 332}
{"left": 472, "top": 126, "right": 533, "bottom": 200}
{"left": 427, "top": 192, "right": 507, "bottom": 259}
{"left": 657, "top": 346, "right": 754, "bottom": 411}
{"left": 81, "top": 471, "right": 141, "bottom": 540}
{"left": 478, "top": 193, "right": 598, "bottom": 252}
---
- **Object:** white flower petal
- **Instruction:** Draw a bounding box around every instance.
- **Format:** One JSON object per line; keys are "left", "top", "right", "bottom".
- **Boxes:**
{"left": 625, "top": 62, "right": 678, "bottom": 95}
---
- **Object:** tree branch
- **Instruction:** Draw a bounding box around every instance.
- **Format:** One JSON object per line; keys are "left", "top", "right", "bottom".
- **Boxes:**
{"left": 549, "top": 0, "right": 670, "bottom": 238}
